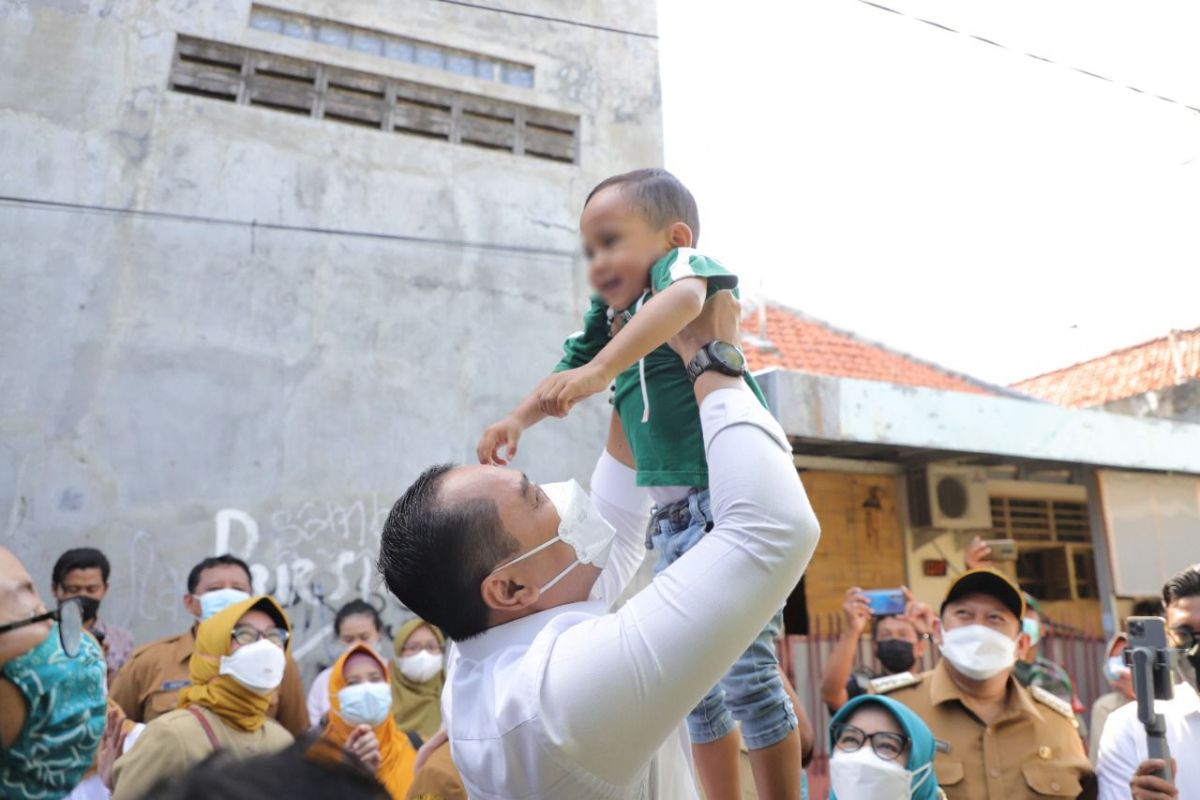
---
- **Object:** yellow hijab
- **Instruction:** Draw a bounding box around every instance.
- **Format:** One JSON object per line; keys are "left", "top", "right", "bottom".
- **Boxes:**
{"left": 324, "top": 644, "right": 416, "bottom": 799}
{"left": 389, "top": 618, "right": 445, "bottom": 738}
{"left": 176, "top": 595, "right": 292, "bottom": 733}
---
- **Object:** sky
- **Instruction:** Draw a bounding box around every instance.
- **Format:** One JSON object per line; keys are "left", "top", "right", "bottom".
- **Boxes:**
{"left": 656, "top": 0, "right": 1200, "bottom": 385}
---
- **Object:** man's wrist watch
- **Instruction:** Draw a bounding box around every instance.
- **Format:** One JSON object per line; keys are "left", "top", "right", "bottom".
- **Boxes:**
{"left": 686, "top": 340, "right": 747, "bottom": 383}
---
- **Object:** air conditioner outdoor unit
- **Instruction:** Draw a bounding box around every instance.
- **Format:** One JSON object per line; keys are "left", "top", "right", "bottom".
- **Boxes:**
{"left": 907, "top": 465, "right": 992, "bottom": 530}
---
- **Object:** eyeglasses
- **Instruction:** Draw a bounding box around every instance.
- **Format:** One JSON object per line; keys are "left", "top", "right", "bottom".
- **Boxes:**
{"left": 0, "top": 598, "right": 84, "bottom": 658}
{"left": 831, "top": 723, "right": 910, "bottom": 761}
{"left": 1172, "top": 626, "right": 1197, "bottom": 652}
{"left": 230, "top": 625, "right": 288, "bottom": 648}
{"left": 400, "top": 642, "right": 443, "bottom": 656}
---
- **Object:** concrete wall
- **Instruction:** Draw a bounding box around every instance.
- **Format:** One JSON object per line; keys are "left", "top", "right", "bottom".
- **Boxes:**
{"left": 0, "top": 0, "right": 662, "bottom": 672}
{"left": 1100, "top": 379, "right": 1200, "bottom": 424}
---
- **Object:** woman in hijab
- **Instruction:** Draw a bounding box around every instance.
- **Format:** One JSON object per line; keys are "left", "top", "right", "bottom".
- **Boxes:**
{"left": 828, "top": 694, "right": 944, "bottom": 800}
{"left": 324, "top": 643, "right": 418, "bottom": 799}
{"left": 389, "top": 619, "right": 444, "bottom": 739}
{"left": 109, "top": 595, "right": 294, "bottom": 799}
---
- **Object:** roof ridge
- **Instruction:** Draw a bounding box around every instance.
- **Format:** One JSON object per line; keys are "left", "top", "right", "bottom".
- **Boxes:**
{"left": 747, "top": 298, "right": 1026, "bottom": 399}
{"left": 1011, "top": 325, "right": 1200, "bottom": 386}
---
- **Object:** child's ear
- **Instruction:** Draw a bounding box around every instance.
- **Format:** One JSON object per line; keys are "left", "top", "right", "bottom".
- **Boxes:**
{"left": 666, "top": 221, "right": 694, "bottom": 249}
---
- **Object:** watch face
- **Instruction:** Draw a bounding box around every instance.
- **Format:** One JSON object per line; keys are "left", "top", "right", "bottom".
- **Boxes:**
{"left": 711, "top": 341, "right": 746, "bottom": 371}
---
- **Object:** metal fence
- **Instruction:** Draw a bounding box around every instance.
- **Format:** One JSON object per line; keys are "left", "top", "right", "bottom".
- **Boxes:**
{"left": 780, "top": 614, "right": 1108, "bottom": 799}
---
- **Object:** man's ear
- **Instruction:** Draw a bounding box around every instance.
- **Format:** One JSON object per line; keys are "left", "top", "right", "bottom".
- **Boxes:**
{"left": 931, "top": 618, "right": 945, "bottom": 647}
{"left": 480, "top": 573, "right": 539, "bottom": 614}
{"left": 666, "top": 221, "right": 694, "bottom": 250}
{"left": 1015, "top": 630, "right": 1032, "bottom": 658}
{"left": 183, "top": 593, "right": 201, "bottom": 619}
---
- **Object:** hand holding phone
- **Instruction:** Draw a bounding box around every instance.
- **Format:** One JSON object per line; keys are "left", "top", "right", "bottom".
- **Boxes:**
{"left": 862, "top": 588, "right": 906, "bottom": 617}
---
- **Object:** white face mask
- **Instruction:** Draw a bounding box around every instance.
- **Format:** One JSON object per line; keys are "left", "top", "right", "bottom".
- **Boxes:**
{"left": 829, "top": 746, "right": 931, "bottom": 799}
{"left": 337, "top": 681, "right": 393, "bottom": 727}
{"left": 488, "top": 479, "right": 616, "bottom": 595}
{"left": 218, "top": 639, "right": 286, "bottom": 694}
{"left": 198, "top": 588, "right": 251, "bottom": 621}
{"left": 398, "top": 650, "right": 443, "bottom": 683}
{"left": 939, "top": 623, "right": 1018, "bottom": 680}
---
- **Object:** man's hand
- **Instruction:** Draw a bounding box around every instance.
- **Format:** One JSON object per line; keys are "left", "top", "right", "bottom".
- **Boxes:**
{"left": 478, "top": 417, "right": 524, "bottom": 465}
{"left": 345, "top": 724, "right": 381, "bottom": 772}
{"left": 666, "top": 290, "right": 741, "bottom": 366}
{"left": 842, "top": 587, "right": 871, "bottom": 637}
{"left": 98, "top": 706, "right": 128, "bottom": 789}
{"left": 1131, "top": 759, "right": 1178, "bottom": 799}
{"left": 900, "top": 586, "right": 935, "bottom": 637}
{"left": 964, "top": 536, "right": 992, "bottom": 570}
{"left": 414, "top": 727, "right": 449, "bottom": 771}
{"left": 537, "top": 364, "right": 610, "bottom": 418}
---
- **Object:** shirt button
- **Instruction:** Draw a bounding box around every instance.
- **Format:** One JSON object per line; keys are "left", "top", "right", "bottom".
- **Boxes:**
{"left": 1039, "top": 746, "right": 1052, "bottom": 759}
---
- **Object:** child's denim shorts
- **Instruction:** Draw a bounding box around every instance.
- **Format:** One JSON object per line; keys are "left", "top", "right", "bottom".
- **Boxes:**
{"left": 646, "top": 488, "right": 797, "bottom": 750}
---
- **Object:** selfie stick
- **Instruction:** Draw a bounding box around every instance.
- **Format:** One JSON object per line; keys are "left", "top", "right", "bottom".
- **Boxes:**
{"left": 1130, "top": 644, "right": 1173, "bottom": 782}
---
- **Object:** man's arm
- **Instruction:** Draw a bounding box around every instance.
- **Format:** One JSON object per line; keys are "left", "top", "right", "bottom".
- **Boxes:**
{"left": 820, "top": 588, "right": 871, "bottom": 712}
{"left": 540, "top": 293, "right": 821, "bottom": 786}
{"left": 108, "top": 657, "right": 145, "bottom": 723}
{"left": 538, "top": 279, "right": 706, "bottom": 417}
{"left": 1096, "top": 706, "right": 1144, "bottom": 800}
{"left": 587, "top": 413, "right": 653, "bottom": 610}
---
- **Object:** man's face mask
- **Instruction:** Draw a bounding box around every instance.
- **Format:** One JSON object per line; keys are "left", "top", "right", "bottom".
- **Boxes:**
{"left": 198, "top": 588, "right": 251, "bottom": 621}
{"left": 1022, "top": 617, "right": 1042, "bottom": 646}
{"left": 1174, "top": 625, "right": 1199, "bottom": 690}
{"left": 939, "top": 623, "right": 1018, "bottom": 681}
{"left": 876, "top": 639, "right": 916, "bottom": 674}
{"left": 488, "top": 479, "right": 616, "bottom": 595}
{"left": 77, "top": 596, "right": 101, "bottom": 625}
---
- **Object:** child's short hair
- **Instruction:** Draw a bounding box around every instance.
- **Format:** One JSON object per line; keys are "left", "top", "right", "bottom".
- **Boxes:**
{"left": 585, "top": 168, "right": 700, "bottom": 244}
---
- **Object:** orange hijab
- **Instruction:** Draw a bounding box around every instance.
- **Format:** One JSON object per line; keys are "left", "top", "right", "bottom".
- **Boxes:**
{"left": 177, "top": 595, "right": 292, "bottom": 733}
{"left": 324, "top": 643, "right": 416, "bottom": 799}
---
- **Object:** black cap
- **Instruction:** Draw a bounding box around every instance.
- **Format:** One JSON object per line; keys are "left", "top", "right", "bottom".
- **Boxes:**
{"left": 940, "top": 569, "right": 1025, "bottom": 621}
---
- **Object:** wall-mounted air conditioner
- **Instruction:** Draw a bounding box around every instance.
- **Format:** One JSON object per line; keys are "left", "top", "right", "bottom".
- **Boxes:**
{"left": 907, "top": 465, "right": 992, "bottom": 530}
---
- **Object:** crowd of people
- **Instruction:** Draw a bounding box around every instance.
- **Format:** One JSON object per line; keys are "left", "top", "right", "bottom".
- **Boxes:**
{"left": 3, "top": 169, "right": 1199, "bottom": 800}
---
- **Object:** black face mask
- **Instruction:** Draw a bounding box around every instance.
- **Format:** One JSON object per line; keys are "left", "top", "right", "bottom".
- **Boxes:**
{"left": 76, "top": 596, "right": 101, "bottom": 625}
{"left": 1177, "top": 629, "right": 1199, "bottom": 691}
{"left": 876, "top": 639, "right": 916, "bottom": 673}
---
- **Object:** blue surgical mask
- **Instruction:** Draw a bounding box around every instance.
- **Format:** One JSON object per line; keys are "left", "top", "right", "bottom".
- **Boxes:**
{"left": 0, "top": 625, "right": 107, "bottom": 796}
{"left": 337, "top": 681, "right": 393, "bottom": 727}
{"left": 1022, "top": 617, "right": 1042, "bottom": 646}
{"left": 198, "top": 588, "right": 251, "bottom": 621}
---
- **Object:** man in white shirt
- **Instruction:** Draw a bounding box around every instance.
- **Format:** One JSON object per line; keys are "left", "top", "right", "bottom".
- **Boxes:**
{"left": 1096, "top": 564, "right": 1200, "bottom": 800}
{"left": 378, "top": 293, "right": 821, "bottom": 799}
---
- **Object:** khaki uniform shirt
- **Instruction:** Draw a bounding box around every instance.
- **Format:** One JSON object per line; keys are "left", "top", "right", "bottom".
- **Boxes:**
{"left": 876, "top": 662, "right": 1096, "bottom": 799}
{"left": 109, "top": 627, "right": 310, "bottom": 734}
{"left": 109, "top": 704, "right": 292, "bottom": 800}
{"left": 406, "top": 742, "right": 467, "bottom": 800}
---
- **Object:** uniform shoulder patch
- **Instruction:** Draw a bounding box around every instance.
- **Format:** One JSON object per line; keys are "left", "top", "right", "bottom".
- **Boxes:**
{"left": 1031, "top": 685, "right": 1076, "bottom": 724}
{"left": 868, "top": 671, "right": 922, "bottom": 694}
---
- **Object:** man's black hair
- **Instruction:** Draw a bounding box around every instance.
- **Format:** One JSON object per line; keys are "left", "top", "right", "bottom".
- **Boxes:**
{"left": 378, "top": 464, "right": 520, "bottom": 641}
{"left": 187, "top": 554, "right": 253, "bottom": 595}
{"left": 871, "top": 613, "right": 917, "bottom": 640}
{"left": 1163, "top": 564, "right": 1200, "bottom": 608}
{"left": 145, "top": 735, "right": 389, "bottom": 800}
{"left": 1131, "top": 598, "right": 1163, "bottom": 618}
{"left": 51, "top": 547, "right": 111, "bottom": 586}
{"left": 585, "top": 167, "right": 701, "bottom": 244}
{"left": 335, "top": 599, "right": 383, "bottom": 636}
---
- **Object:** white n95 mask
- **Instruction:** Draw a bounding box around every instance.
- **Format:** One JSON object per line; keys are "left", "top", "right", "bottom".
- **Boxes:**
{"left": 488, "top": 479, "right": 616, "bottom": 594}
{"left": 218, "top": 639, "right": 286, "bottom": 694}
{"left": 829, "top": 746, "right": 931, "bottom": 799}
{"left": 398, "top": 650, "right": 443, "bottom": 683}
{"left": 939, "top": 623, "right": 1018, "bottom": 680}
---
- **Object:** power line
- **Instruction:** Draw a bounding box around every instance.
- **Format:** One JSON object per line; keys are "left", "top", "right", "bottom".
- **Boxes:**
{"left": 856, "top": 0, "right": 1200, "bottom": 115}
{"left": 0, "top": 195, "right": 577, "bottom": 259}
{"left": 426, "top": 0, "right": 657, "bottom": 40}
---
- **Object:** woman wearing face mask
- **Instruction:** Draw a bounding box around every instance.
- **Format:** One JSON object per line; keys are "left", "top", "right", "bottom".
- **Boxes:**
{"left": 307, "top": 599, "right": 385, "bottom": 729}
{"left": 1088, "top": 632, "right": 1133, "bottom": 764}
{"left": 828, "top": 694, "right": 943, "bottom": 800}
{"left": 389, "top": 619, "right": 445, "bottom": 739}
{"left": 323, "top": 643, "right": 418, "bottom": 799}
{"left": 108, "top": 595, "right": 295, "bottom": 800}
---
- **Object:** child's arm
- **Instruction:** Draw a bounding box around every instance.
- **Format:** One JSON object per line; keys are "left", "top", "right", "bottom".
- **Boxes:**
{"left": 537, "top": 278, "right": 707, "bottom": 417}
{"left": 477, "top": 376, "right": 554, "bottom": 465}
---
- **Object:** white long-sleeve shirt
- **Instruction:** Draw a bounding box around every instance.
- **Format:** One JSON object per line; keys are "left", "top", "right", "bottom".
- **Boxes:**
{"left": 1096, "top": 680, "right": 1200, "bottom": 800}
{"left": 443, "top": 388, "right": 821, "bottom": 799}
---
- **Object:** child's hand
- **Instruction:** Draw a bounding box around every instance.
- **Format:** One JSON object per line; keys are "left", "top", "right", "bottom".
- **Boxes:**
{"left": 537, "top": 365, "right": 609, "bottom": 418}
{"left": 477, "top": 417, "right": 524, "bottom": 465}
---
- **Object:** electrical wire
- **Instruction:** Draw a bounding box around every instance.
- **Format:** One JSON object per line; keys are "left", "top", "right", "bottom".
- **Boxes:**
{"left": 856, "top": 0, "right": 1200, "bottom": 115}
{"left": 0, "top": 194, "right": 577, "bottom": 259}
{"left": 426, "top": 0, "right": 657, "bottom": 40}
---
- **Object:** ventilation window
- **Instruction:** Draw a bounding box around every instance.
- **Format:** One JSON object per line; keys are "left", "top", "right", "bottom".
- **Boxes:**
{"left": 167, "top": 35, "right": 578, "bottom": 163}
{"left": 249, "top": 5, "right": 536, "bottom": 89}
{"left": 989, "top": 495, "right": 1096, "bottom": 601}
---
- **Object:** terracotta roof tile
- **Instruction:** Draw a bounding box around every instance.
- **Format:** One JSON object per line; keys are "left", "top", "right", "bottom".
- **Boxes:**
{"left": 1012, "top": 327, "right": 1200, "bottom": 408}
{"left": 741, "top": 302, "right": 994, "bottom": 395}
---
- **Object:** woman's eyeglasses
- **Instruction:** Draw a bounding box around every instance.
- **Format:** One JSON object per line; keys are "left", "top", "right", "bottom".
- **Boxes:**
{"left": 230, "top": 625, "right": 289, "bottom": 648}
{"left": 400, "top": 642, "right": 443, "bottom": 656}
{"left": 0, "top": 598, "right": 84, "bottom": 658}
{"left": 831, "top": 722, "right": 910, "bottom": 761}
